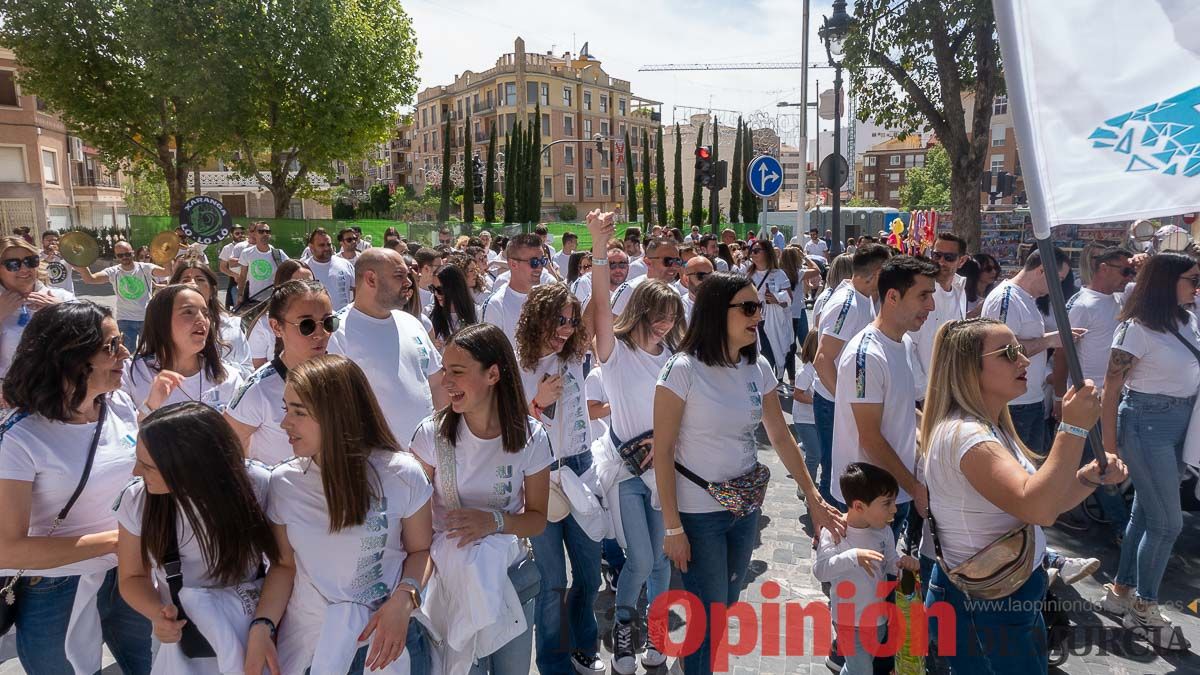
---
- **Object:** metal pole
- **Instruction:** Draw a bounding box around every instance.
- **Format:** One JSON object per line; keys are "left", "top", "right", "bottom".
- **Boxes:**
{"left": 797, "top": 0, "right": 810, "bottom": 241}
{"left": 831, "top": 64, "right": 843, "bottom": 248}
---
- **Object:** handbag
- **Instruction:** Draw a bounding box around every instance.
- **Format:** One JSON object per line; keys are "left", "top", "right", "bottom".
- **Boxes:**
{"left": 673, "top": 461, "right": 770, "bottom": 519}
{"left": 163, "top": 509, "right": 217, "bottom": 659}
{"left": 610, "top": 428, "right": 654, "bottom": 478}
{"left": 926, "top": 510, "right": 1037, "bottom": 601}
{"left": 1, "top": 399, "right": 107, "bottom": 636}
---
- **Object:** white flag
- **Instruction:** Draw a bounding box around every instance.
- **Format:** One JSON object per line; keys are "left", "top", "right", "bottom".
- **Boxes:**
{"left": 995, "top": 0, "right": 1200, "bottom": 237}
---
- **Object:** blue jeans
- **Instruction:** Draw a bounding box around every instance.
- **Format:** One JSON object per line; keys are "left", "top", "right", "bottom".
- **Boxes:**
{"left": 838, "top": 622, "right": 884, "bottom": 675}
{"left": 341, "top": 617, "right": 430, "bottom": 675}
{"left": 926, "top": 564, "right": 1048, "bottom": 675}
{"left": 813, "top": 392, "right": 836, "bottom": 504}
{"left": 470, "top": 597, "right": 535, "bottom": 675}
{"left": 794, "top": 422, "right": 823, "bottom": 499}
{"left": 677, "top": 509, "right": 761, "bottom": 675}
{"left": 13, "top": 567, "right": 151, "bottom": 675}
{"left": 615, "top": 476, "right": 670, "bottom": 621}
{"left": 530, "top": 451, "right": 601, "bottom": 674}
{"left": 117, "top": 319, "right": 143, "bottom": 354}
{"left": 1082, "top": 435, "right": 1130, "bottom": 538}
{"left": 1115, "top": 390, "right": 1194, "bottom": 602}
{"left": 1007, "top": 401, "right": 1046, "bottom": 454}
{"left": 890, "top": 501, "right": 911, "bottom": 543}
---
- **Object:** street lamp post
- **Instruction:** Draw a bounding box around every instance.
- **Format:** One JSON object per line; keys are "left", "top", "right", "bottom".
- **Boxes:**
{"left": 819, "top": 0, "right": 851, "bottom": 250}
{"left": 778, "top": 97, "right": 818, "bottom": 238}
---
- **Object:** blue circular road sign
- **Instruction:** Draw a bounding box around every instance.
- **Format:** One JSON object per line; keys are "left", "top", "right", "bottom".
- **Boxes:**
{"left": 746, "top": 155, "right": 784, "bottom": 199}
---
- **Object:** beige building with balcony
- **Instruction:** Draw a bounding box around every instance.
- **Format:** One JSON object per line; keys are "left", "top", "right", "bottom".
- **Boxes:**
{"left": 0, "top": 47, "right": 128, "bottom": 237}
{"left": 412, "top": 38, "right": 662, "bottom": 220}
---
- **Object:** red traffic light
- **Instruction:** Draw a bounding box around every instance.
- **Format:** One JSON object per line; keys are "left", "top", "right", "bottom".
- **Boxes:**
{"left": 695, "top": 147, "right": 711, "bottom": 160}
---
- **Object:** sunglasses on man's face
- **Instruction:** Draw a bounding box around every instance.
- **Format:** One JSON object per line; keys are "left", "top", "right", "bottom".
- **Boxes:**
{"left": 930, "top": 251, "right": 960, "bottom": 263}
{"left": 286, "top": 314, "right": 340, "bottom": 336}
{"left": 983, "top": 342, "right": 1027, "bottom": 363}
{"left": 609, "top": 262, "right": 630, "bottom": 269}
{"left": 116, "top": 252, "right": 134, "bottom": 259}
{"left": 1, "top": 255, "right": 40, "bottom": 272}
{"left": 512, "top": 256, "right": 549, "bottom": 269}
{"left": 729, "top": 300, "right": 763, "bottom": 317}
{"left": 650, "top": 256, "right": 684, "bottom": 268}
{"left": 1101, "top": 261, "right": 1136, "bottom": 278}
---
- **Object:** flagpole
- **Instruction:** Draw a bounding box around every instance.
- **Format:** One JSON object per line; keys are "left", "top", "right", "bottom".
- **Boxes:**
{"left": 994, "top": 0, "right": 1107, "bottom": 471}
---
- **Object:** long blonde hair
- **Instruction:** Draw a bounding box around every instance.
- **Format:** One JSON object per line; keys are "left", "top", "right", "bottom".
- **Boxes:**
{"left": 918, "top": 318, "right": 1036, "bottom": 467}
{"left": 613, "top": 279, "right": 686, "bottom": 352}
{"left": 825, "top": 253, "right": 855, "bottom": 289}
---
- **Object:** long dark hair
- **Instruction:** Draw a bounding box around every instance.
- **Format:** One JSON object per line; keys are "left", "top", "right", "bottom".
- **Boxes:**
{"left": 965, "top": 253, "right": 999, "bottom": 304}
{"left": 435, "top": 323, "right": 530, "bottom": 453}
{"left": 1120, "top": 251, "right": 1197, "bottom": 332}
{"left": 678, "top": 272, "right": 758, "bottom": 367}
{"left": 287, "top": 355, "right": 400, "bottom": 531}
{"left": 138, "top": 402, "right": 279, "bottom": 585}
{"left": 4, "top": 301, "right": 113, "bottom": 421}
{"left": 429, "top": 264, "right": 477, "bottom": 341}
{"left": 134, "top": 285, "right": 227, "bottom": 384}
{"left": 567, "top": 251, "right": 592, "bottom": 284}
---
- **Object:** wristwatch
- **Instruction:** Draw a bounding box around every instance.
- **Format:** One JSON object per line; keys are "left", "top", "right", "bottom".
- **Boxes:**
{"left": 249, "top": 617, "right": 277, "bottom": 639}
{"left": 397, "top": 577, "right": 423, "bottom": 609}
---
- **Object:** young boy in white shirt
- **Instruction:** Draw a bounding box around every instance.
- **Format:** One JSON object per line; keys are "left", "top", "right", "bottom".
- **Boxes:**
{"left": 813, "top": 463, "right": 918, "bottom": 675}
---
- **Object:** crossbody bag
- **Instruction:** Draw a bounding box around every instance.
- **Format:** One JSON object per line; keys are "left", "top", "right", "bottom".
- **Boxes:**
{"left": 1, "top": 399, "right": 108, "bottom": 635}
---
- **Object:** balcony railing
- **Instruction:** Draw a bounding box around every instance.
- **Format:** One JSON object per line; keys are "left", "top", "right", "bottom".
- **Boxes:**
{"left": 186, "top": 170, "right": 331, "bottom": 190}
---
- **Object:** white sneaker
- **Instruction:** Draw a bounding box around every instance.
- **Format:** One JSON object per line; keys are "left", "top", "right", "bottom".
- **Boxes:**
{"left": 610, "top": 620, "right": 637, "bottom": 675}
{"left": 642, "top": 617, "right": 668, "bottom": 667}
{"left": 572, "top": 650, "right": 606, "bottom": 674}
{"left": 1099, "top": 583, "right": 1134, "bottom": 616}
{"left": 1123, "top": 600, "right": 1192, "bottom": 651}
{"left": 1057, "top": 556, "right": 1100, "bottom": 585}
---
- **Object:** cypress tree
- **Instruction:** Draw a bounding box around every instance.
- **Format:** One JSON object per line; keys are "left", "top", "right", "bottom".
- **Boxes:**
{"left": 730, "top": 117, "right": 743, "bottom": 224}
{"left": 462, "top": 109, "right": 474, "bottom": 225}
{"left": 742, "top": 126, "right": 758, "bottom": 225}
{"left": 672, "top": 124, "right": 684, "bottom": 227}
{"left": 690, "top": 123, "right": 704, "bottom": 228}
{"left": 624, "top": 130, "right": 637, "bottom": 222}
{"left": 527, "top": 105, "right": 542, "bottom": 224}
{"left": 510, "top": 122, "right": 524, "bottom": 224}
{"left": 484, "top": 122, "right": 497, "bottom": 223}
{"left": 502, "top": 126, "right": 514, "bottom": 224}
{"left": 438, "top": 112, "right": 452, "bottom": 224}
{"left": 641, "top": 128, "right": 652, "bottom": 227}
{"left": 655, "top": 126, "right": 667, "bottom": 228}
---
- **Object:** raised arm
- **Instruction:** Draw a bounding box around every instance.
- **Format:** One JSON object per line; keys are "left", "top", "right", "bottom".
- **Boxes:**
{"left": 585, "top": 210, "right": 617, "bottom": 363}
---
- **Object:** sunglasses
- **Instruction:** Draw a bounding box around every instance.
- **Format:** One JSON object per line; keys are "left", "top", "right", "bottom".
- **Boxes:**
{"left": 650, "top": 256, "right": 684, "bottom": 268}
{"left": 749, "top": 247, "right": 765, "bottom": 254}
{"left": 431, "top": 285, "right": 444, "bottom": 295}
{"left": 102, "top": 335, "right": 125, "bottom": 357}
{"left": 1182, "top": 275, "right": 1200, "bottom": 289}
{"left": 116, "top": 252, "right": 134, "bottom": 259}
{"left": 687, "top": 271, "right": 711, "bottom": 282}
{"left": 2, "top": 255, "right": 40, "bottom": 272}
{"left": 285, "top": 314, "right": 340, "bottom": 336}
{"left": 557, "top": 315, "right": 581, "bottom": 328}
{"left": 257, "top": 229, "right": 272, "bottom": 234}
{"left": 930, "top": 251, "right": 961, "bottom": 263}
{"left": 1101, "top": 261, "right": 1136, "bottom": 278}
{"left": 729, "top": 300, "right": 764, "bottom": 317}
{"left": 512, "top": 256, "right": 550, "bottom": 269}
{"left": 983, "top": 343, "right": 1027, "bottom": 362}
{"left": 609, "top": 262, "right": 630, "bottom": 269}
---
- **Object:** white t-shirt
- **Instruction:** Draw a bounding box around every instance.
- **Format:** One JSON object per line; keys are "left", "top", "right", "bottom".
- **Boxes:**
{"left": 909, "top": 277, "right": 966, "bottom": 396}
{"left": 804, "top": 239, "right": 829, "bottom": 258}
{"left": 600, "top": 339, "right": 673, "bottom": 443}
{"left": 44, "top": 254, "right": 76, "bottom": 295}
{"left": 268, "top": 450, "right": 432, "bottom": 609}
{"left": 327, "top": 306, "right": 441, "bottom": 443}
{"left": 0, "top": 284, "right": 74, "bottom": 380}
{"left": 830, "top": 325, "right": 918, "bottom": 504}
{"left": 610, "top": 275, "right": 685, "bottom": 318}
{"left": 220, "top": 241, "right": 248, "bottom": 277}
{"left": 238, "top": 246, "right": 289, "bottom": 302}
{"left": 226, "top": 359, "right": 292, "bottom": 465}
{"left": 584, "top": 367, "right": 610, "bottom": 442}
{"left": 713, "top": 257, "right": 730, "bottom": 273}
{"left": 1112, "top": 315, "right": 1200, "bottom": 398}
{"left": 0, "top": 391, "right": 138, "bottom": 575}
{"left": 921, "top": 413, "right": 1046, "bottom": 568}
{"left": 681, "top": 294, "right": 696, "bottom": 325}
{"left": 982, "top": 280, "right": 1047, "bottom": 405}
{"left": 122, "top": 357, "right": 245, "bottom": 413}
{"left": 218, "top": 316, "right": 252, "bottom": 374}
{"left": 114, "top": 460, "right": 270, "bottom": 588}
{"left": 492, "top": 269, "right": 555, "bottom": 290}
{"left": 813, "top": 525, "right": 899, "bottom": 627}
{"left": 627, "top": 258, "right": 647, "bottom": 280}
{"left": 519, "top": 354, "right": 591, "bottom": 459}
{"left": 1064, "top": 287, "right": 1122, "bottom": 389}
{"left": 553, "top": 251, "right": 575, "bottom": 275}
{"left": 656, "top": 353, "right": 775, "bottom": 513}
{"left": 570, "top": 274, "right": 592, "bottom": 314}
{"left": 418, "top": 287, "right": 433, "bottom": 314}
{"left": 791, "top": 362, "right": 817, "bottom": 425}
{"left": 814, "top": 282, "right": 876, "bottom": 400}
{"left": 812, "top": 280, "right": 848, "bottom": 325}
{"left": 480, "top": 285, "right": 529, "bottom": 344}
{"left": 409, "top": 416, "right": 553, "bottom": 532}
{"left": 247, "top": 315, "right": 274, "bottom": 361}
{"left": 102, "top": 262, "right": 157, "bottom": 322}
{"left": 306, "top": 256, "right": 356, "bottom": 310}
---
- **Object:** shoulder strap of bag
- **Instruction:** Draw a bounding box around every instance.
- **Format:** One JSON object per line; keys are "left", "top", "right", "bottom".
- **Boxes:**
{"left": 58, "top": 397, "right": 107, "bottom": 525}
{"left": 672, "top": 461, "right": 712, "bottom": 490}
{"left": 1169, "top": 327, "right": 1200, "bottom": 366}
{"left": 162, "top": 509, "right": 216, "bottom": 658}
{"left": 433, "top": 422, "right": 463, "bottom": 511}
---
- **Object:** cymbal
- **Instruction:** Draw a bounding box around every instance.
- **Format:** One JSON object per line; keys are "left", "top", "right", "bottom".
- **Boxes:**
{"left": 149, "top": 231, "right": 182, "bottom": 267}
{"left": 58, "top": 231, "right": 100, "bottom": 267}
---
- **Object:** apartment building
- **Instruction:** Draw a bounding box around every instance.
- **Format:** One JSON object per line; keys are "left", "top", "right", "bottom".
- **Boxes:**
{"left": 857, "top": 135, "right": 933, "bottom": 208}
{"left": 411, "top": 38, "right": 662, "bottom": 220}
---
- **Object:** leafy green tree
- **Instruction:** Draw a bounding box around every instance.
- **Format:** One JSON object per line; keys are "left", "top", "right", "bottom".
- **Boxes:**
{"left": 122, "top": 161, "right": 172, "bottom": 216}
{"left": 672, "top": 124, "right": 684, "bottom": 227}
{"left": 508, "top": 122, "right": 524, "bottom": 224}
{"left": 844, "top": 0, "right": 1002, "bottom": 251}
{"left": 625, "top": 130, "right": 637, "bottom": 222}
{"left": 730, "top": 117, "right": 743, "bottom": 224}
{"left": 847, "top": 196, "right": 882, "bottom": 207}
{"left": 368, "top": 184, "right": 391, "bottom": 217}
{"left": 655, "top": 126, "right": 668, "bottom": 227}
{"left": 484, "top": 122, "right": 497, "bottom": 223}
{"left": 690, "top": 123, "right": 704, "bottom": 229}
{"left": 898, "top": 144, "right": 952, "bottom": 211}
{"left": 642, "top": 129, "right": 652, "bottom": 227}
{"left": 462, "top": 109, "right": 474, "bottom": 224}
{"left": 438, "top": 114, "right": 452, "bottom": 224}
{"left": 526, "top": 105, "right": 542, "bottom": 224}
{"left": 502, "top": 126, "right": 514, "bottom": 223}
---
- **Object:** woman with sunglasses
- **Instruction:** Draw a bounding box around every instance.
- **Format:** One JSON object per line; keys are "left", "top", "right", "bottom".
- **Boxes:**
{"left": 567, "top": 252, "right": 593, "bottom": 285}
{"left": 461, "top": 246, "right": 493, "bottom": 303}
{"left": 653, "top": 272, "right": 843, "bottom": 675}
{"left": 0, "top": 235, "right": 72, "bottom": 381}
{"left": 244, "top": 355, "right": 433, "bottom": 675}
{"left": 170, "top": 261, "right": 252, "bottom": 374}
{"left": 0, "top": 302, "right": 151, "bottom": 674}
{"left": 918, "top": 318, "right": 1124, "bottom": 672}
{"left": 225, "top": 279, "right": 333, "bottom": 465}
{"left": 513, "top": 283, "right": 604, "bottom": 675}
{"left": 428, "top": 264, "right": 479, "bottom": 347}
{"left": 115, "top": 402, "right": 278, "bottom": 674}
{"left": 585, "top": 212, "right": 684, "bottom": 674}
{"left": 964, "top": 252, "right": 1001, "bottom": 318}
{"left": 1098, "top": 252, "right": 1200, "bottom": 649}
{"left": 123, "top": 284, "right": 245, "bottom": 418}
{"left": 72, "top": 239, "right": 167, "bottom": 354}
{"left": 744, "top": 240, "right": 793, "bottom": 380}
{"left": 246, "top": 260, "right": 314, "bottom": 370}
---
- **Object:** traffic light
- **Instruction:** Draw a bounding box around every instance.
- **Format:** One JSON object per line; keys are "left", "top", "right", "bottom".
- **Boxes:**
{"left": 998, "top": 171, "right": 1018, "bottom": 196}
{"left": 712, "top": 160, "right": 728, "bottom": 190}
{"left": 472, "top": 155, "right": 484, "bottom": 203}
{"left": 696, "top": 146, "right": 713, "bottom": 188}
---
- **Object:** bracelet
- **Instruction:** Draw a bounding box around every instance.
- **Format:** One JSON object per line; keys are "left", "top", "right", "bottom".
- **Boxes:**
{"left": 249, "top": 617, "right": 277, "bottom": 639}
{"left": 593, "top": 258, "right": 609, "bottom": 266}
{"left": 665, "top": 527, "right": 685, "bottom": 537}
{"left": 1057, "top": 422, "right": 1090, "bottom": 439}
{"left": 492, "top": 510, "right": 505, "bottom": 534}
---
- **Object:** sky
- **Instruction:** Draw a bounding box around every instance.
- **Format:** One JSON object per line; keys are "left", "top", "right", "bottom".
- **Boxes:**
{"left": 402, "top": 0, "right": 842, "bottom": 151}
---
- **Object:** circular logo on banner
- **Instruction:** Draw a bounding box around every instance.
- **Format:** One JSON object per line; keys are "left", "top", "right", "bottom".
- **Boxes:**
{"left": 250, "top": 259, "right": 273, "bottom": 281}
{"left": 117, "top": 274, "right": 147, "bottom": 300}
{"left": 46, "top": 261, "right": 68, "bottom": 285}
{"left": 179, "top": 196, "right": 232, "bottom": 245}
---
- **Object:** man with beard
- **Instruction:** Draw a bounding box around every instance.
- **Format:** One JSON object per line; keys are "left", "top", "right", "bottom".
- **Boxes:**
{"left": 304, "top": 228, "right": 356, "bottom": 310}
{"left": 610, "top": 238, "right": 686, "bottom": 317}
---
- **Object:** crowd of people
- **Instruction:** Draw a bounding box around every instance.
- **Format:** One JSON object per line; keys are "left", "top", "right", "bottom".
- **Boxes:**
{"left": 0, "top": 212, "right": 1195, "bottom": 675}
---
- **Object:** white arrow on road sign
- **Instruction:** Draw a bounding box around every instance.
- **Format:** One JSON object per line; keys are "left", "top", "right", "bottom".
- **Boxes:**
{"left": 758, "top": 162, "right": 780, "bottom": 188}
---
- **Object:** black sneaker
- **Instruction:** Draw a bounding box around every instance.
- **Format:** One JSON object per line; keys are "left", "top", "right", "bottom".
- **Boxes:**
{"left": 610, "top": 619, "right": 637, "bottom": 675}
{"left": 572, "top": 649, "right": 606, "bottom": 674}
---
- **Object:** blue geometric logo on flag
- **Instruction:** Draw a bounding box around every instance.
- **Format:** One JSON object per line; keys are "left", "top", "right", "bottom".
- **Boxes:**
{"left": 1089, "top": 86, "right": 1200, "bottom": 177}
